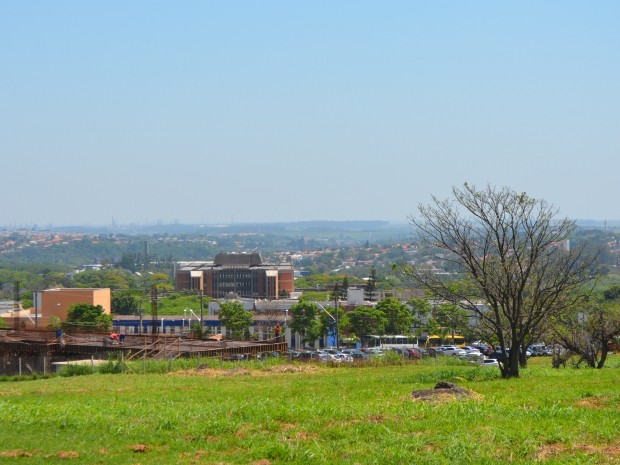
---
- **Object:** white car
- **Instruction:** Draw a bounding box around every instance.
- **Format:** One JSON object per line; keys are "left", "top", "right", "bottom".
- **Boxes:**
{"left": 481, "top": 358, "right": 500, "bottom": 367}
{"left": 436, "top": 345, "right": 467, "bottom": 357}
{"left": 462, "top": 346, "right": 482, "bottom": 355}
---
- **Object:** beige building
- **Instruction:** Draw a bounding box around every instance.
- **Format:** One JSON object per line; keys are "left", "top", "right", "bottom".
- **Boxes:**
{"left": 33, "top": 288, "right": 111, "bottom": 327}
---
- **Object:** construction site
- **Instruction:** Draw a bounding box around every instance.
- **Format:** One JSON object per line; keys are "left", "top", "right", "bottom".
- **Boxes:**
{"left": 0, "top": 329, "right": 288, "bottom": 376}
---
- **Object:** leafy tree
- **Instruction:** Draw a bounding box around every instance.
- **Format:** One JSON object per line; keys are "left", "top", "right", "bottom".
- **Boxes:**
{"left": 111, "top": 291, "right": 140, "bottom": 315}
{"left": 407, "top": 297, "right": 432, "bottom": 333}
{"left": 404, "top": 183, "right": 597, "bottom": 378}
{"left": 72, "top": 269, "right": 134, "bottom": 290}
{"left": 346, "top": 306, "right": 387, "bottom": 346}
{"left": 42, "top": 271, "right": 72, "bottom": 289}
{"left": 432, "top": 302, "right": 470, "bottom": 340}
{"left": 116, "top": 252, "right": 140, "bottom": 272}
{"left": 143, "top": 273, "right": 174, "bottom": 292}
{"left": 65, "top": 303, "right": 112, "bottom": 331}
{"left": 340, "top": 276, "right": 349, "bottom": 300}
{"left": 364, "top": 267, "right": 378, "bottom": 302}
{"left": 376, "top": 297, "right": 412, "bottom": 334}
{"left": 331, "top": 282, "right": 341, "bottom": 302}
{"left": 289, "top": 301, "right": 321, "bottom": 347}
{"left": 48, "top": 316, "right": 62, "bottom": 330}
{"left": 218, "top": 301, "right": 253, "bottom": 340}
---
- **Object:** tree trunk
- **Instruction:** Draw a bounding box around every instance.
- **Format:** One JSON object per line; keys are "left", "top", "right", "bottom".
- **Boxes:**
{"left": 505, "top": 343, "right": 520, "bottom": 378}
{"left": 597, "top": 346, "right": 609, "bottom": 369}
{"left": 518, "top": 348, "right": 528, "bottom": 368}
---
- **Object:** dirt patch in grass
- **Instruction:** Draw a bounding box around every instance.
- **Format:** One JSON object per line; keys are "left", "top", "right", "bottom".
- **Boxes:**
{"left": 180, "top": 450, "right": 211, "bottom": 461}
{"left": 294, "top": 431, "right": 320, "bottom": 441}
{"left": 412, "top": 381, "right": 481, "bottom": 403}
{"left": 279, "top": 422, "right": 297, "bottom": 431}
{"left": 131, "top": 444, "right": 148, "bottom": 453}
{"left": 264, "top": 365, "right": 321, "bottom": 374}
{"left": 575, "top": 396, "right": 611, "bottom": 408}
{"left": 0, "top": 449, "right": 37, "bottom": 457}
{"left": 537, "top": 443, "right": 620, "bottom": 460}
{"left": 57, "top": 451, "right": 79, "bottom": 459}
{"left": 172, "top": 367, "right": 254, "bottom": 377}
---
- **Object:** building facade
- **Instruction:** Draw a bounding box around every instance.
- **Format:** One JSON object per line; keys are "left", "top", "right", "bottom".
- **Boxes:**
{"left": 35, "top": 288, "right": 111, "bottom": 326}
{"left": 175, "top": 253, "right": 294, "bottom": 299}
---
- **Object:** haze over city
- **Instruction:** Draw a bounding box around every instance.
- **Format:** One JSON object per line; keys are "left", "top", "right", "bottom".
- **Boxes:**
{"left": 1, "top": 2, "right": 619, "bottom": 228}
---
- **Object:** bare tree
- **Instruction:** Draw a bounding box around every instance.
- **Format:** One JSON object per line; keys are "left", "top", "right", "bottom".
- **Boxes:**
{"left": 552, "top": 295, "right": 620, "bottom": 368}
{"left": 404, "top": 183, "right": 597, "bottom": 378}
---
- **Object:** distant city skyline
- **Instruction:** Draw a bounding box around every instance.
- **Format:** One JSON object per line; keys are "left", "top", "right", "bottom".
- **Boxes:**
{"left": 1, "top": 2, "right": 619, "bottom": 226}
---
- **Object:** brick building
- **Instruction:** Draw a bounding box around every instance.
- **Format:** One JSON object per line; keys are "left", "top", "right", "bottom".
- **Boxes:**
{"left": 175, "top": 253, "right": 294, "bottom": 299}
{"left": 30, "top": 288, "right": 111, "bottom": 328}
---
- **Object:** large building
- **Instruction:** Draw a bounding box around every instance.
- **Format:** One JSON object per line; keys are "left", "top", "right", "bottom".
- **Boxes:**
{"left": 30, "top": 288, "right": 111, "bottom": 328}
{"left": 175, "top": 252, "right": 294, "bottom": 299}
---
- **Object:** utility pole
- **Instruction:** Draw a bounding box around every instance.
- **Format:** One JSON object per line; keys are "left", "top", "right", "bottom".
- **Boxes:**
{"left": 13, "top": 281, "right": 20, "bottom": 331}
{"left": 150, "top": 286, "right": 158, "bottom": 343}
{"left": 334, "top": 292, "right": 339, "bottom": 349}
{"left": 199, "top": 289, "right": 204, "bottom": 339}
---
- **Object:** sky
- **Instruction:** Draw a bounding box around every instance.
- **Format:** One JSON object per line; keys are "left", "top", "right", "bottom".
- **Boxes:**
{"left": 1, "top": 1, "right": 619, "bottom": 227}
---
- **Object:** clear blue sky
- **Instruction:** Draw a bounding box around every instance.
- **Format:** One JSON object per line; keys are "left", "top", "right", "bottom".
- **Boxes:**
{"left": 2, "top": 2, "right": 619, "bottom": 227}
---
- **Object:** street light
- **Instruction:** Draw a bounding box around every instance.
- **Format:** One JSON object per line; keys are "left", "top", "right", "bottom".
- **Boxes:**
{"left": 316, "top": 302, "right": 338, "bottom": 348}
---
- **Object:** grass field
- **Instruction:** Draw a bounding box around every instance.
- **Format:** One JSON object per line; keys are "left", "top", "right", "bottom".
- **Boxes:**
{"left": 0, "top": 356, "right": 619, "bottom": 465}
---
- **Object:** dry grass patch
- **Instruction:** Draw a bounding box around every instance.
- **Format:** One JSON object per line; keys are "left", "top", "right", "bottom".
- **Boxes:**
{"left": 575, "top": 396, "right": 611, "bottom": 409}
{"left": 293, "top": 431, "right": 320, "bottom": 441}
{"left": 0, "top": 449, "right": 37, "bottom": 457}
{"left": 170, "top": 363, "right": 322, "bottom": 377}
{"left": 56, "top": 450, "right": 79, "bottom": 459}
{"left": 264, "top": 365, "right": 321, "bottom": 374}
{"left": 278, "top": 422, "right": 297, "bottom": 431}
{"left": 537, "top": 442, "right": 620, "bottom": 461}
{"left": 172, "top": 367, "right": 254, "bottom": 377}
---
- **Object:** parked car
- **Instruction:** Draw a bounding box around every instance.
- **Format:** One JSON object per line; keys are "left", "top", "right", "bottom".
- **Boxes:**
{"left": 332, "top": 353, "right": 353, "bottom": 363}
{"left": 317, "top": 353, "right": 338, "bottom": 363}
{"left": 462, "top": 346, "right": 481, "bottom": 354}
{"left": 436, "top": 345, "right": 467, "bottom": 357}
{"left": 293, "top": 351, "right": 319, "bottom": 362}
{"left": 256, "top": 351, "right": 281, "bottom": 359}
{"left": 481, "top": 358, "right": 500, "bottom": 367}
{"left": 405, "top": 347, "right": 424, "bottom": 359}
{"left": 528, "top": 345, "right": 552, "bottom": 356}
{"left": 340, "top": 349, "right": 369, "bottom": 360}
{"left": 365, "top": 348, "right": 386, "bottom": 357}
{"left": 472, "top": 343, "right": 494, "bottom": 355}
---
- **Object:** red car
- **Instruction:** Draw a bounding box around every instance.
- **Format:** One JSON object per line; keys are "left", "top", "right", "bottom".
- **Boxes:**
{"left": 405, "top": 348, "right": 423, "bottom": 359}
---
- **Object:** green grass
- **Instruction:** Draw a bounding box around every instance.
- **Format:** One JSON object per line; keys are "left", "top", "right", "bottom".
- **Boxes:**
{"left": 0, "top": 357, "right": 619, "bottom": 464}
